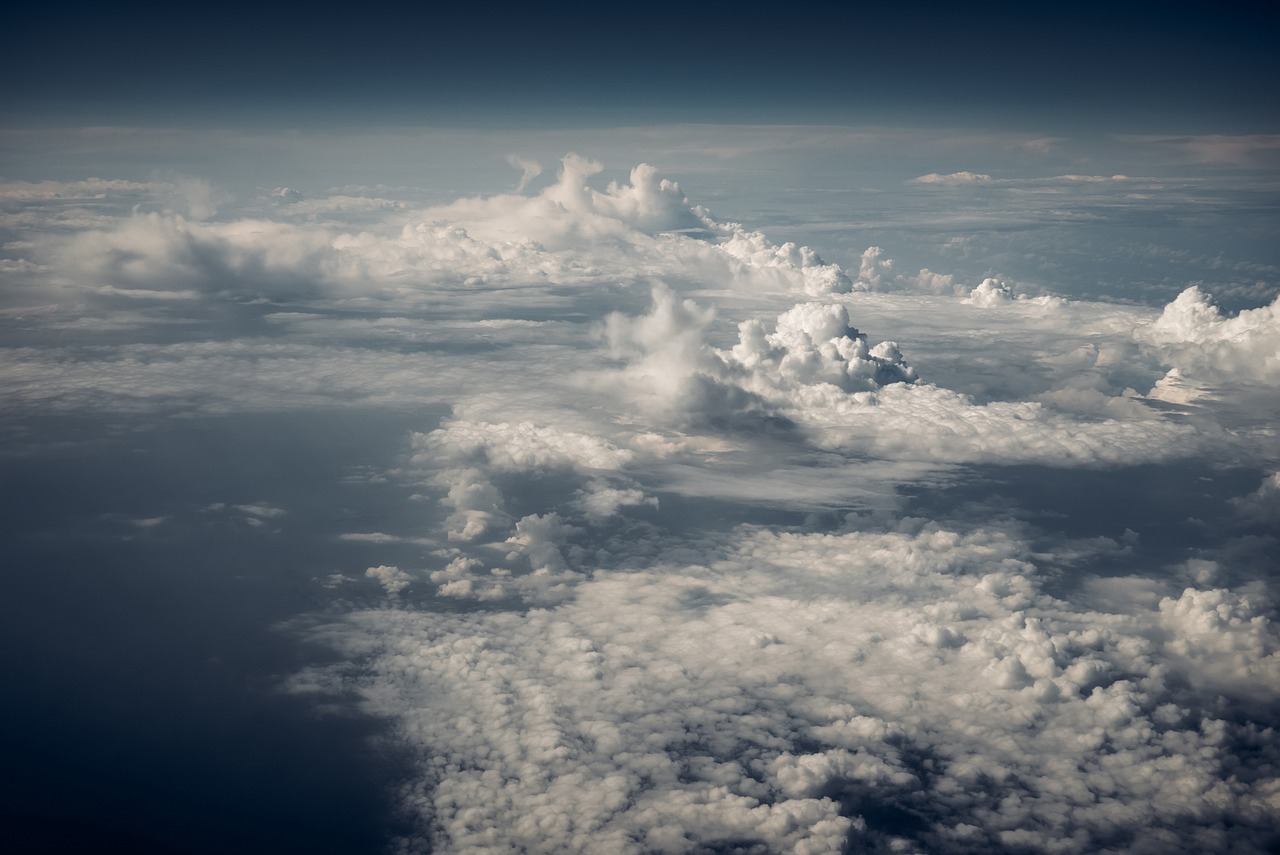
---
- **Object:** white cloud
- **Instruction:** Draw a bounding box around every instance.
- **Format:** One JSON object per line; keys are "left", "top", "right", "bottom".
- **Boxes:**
{"left": 504, "top": 154, "right": 543, "bottom": 193}
{"left": 910, "top": 171, "right": 993, "bottom": 184}
{"left": 298, "top": 522, "right": 1280, "bottom": 854}
{"left": 28, "top": 155, "right": 862, "bottom": 308}
{"left": 409, "top": 419, "right": 641, "bottom": 549}
{"left": 593, "top": 286, "right": 1201, "bottom": 468}
{"left": 365, "top": 564, "right": 412, "bottom": 596}
{"left": 965, "top": 276, "right": 1014, "bottom": 306}
{"left": 964, "top": 277, "right": 1065, "bottom": 308}
{"left": 232, "top": 503, "right": 286, "bottom": 518}
{"left": 715, "top": 227, "right": 853, "bottom": 295}
{"left": 573, "top": 480, "right": 658, "bottom": 524}
{"left": 1231, "top": 472, "right": 1280, "bottom": 523}
{"left": 339, "top": 532, "right": 437, "bottom": 546}
{"left": 1142, "top": 286, "right": 1280, "bottom": 385}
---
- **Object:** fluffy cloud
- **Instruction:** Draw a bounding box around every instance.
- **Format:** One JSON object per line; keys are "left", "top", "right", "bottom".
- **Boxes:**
{"left": 595, "top": 286, "right": 1201, "bottom": 467}
{"left": 715, "top": 227, "right": 853, "bottom": 295}
{"left": 25, "top": 155, "right": 863, "bottom": 307}
{"left": 720, "top": 301, "right": 917, "bottom": 394}
{"left": 1231, "top": 472, "right": 1280, "bottom": 523}
{"left": 1143, "top": 286, "right": 1280, "bottom": 385}
{"left": 365, "top": 564, "right": 412, "bottom": 595}
{"left": 298, "top": 522, "right": 1280, "bottom": 854}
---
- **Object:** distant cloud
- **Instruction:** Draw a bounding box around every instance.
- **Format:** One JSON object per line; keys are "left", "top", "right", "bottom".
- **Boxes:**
{"left": 232, "top": 503, "right": 286, "bottom": 518}
{"left": 909, "top": 171, "right": 993, "bottom": 184}
{"left": 365, "top": 564, "right": 411, "bottom": 595}
{"left": 504, "top": 154, "right": 542, "bottom": 192}
{"left": 1118, "top": 134, "right": 1280, "bottom": 167}
{"left": 1231, "top": 472, "right": 1280, "bottom": 523}
{"left": 963, "top": 277, "right": 1064, "bottom": 308}
{"left": 909, "top": 172, "right": 1136, "bottom": 188}
{"left": 339, "top": 532, "right": 437, "bottom": 546}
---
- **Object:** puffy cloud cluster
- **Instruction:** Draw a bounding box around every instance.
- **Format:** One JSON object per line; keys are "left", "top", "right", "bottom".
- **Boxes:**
{"left": 365, "top": 564, "right": 412, "bottom": 596}
{"left": 965, "top": 277, "right": 1015, "bottom": 306}
{"left": 298, "top": 523, "right": 1280, "bottom": 854}
{"left": 1143, "top": 286, "right": 1280, "bottom": 385}
{"left": 722, "top": 302, "right": 917, "bottom": 394}
{"left": 714, "top": 227, "right": 853, "bottom": 295}
{"left": 406, "top": 419, "right": 652, "bottom": 602}
{"left": 600, "top": 287, "right": 915, "bottom": 417}
{"left": 1231, "top": 471, "right": 1280, "bottom": 523}
{"left": 34, "top": 156, "right": 860, "bottom": 306}
{"left": 964, "top": 277, "right": 1065, "bottom": 308}
{"left": 598, "top": 287, "right": 1201, "bottom": 467}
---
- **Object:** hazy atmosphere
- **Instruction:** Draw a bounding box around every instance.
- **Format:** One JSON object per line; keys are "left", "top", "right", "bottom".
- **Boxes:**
{"left": 3, "top": 4, "right": 1278, "bottom": 854}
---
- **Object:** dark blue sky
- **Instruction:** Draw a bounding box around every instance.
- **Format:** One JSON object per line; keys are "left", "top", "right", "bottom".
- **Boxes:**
{"left": 4, "top": 1, "right": 1277, "bottom": 131}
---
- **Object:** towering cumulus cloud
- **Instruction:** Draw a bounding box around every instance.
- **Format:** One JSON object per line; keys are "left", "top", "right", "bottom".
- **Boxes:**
{"left": 6, "top": 155, "right": 1278, "bottom": 854}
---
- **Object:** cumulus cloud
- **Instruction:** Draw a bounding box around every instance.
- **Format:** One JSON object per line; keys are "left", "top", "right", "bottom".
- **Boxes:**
{"left": 411, "top": 420, "right": 636, "bottom": 540}
{"left": 29, "top": 155, "right": 862, "bottom": 307}
{"left": 1142, "top": 286, "right": 1280, "bottom": 385}
{"left": 298, "top": 522, "right": 1280, "bottom": 854}
{"left": 965, "top": 276, "right": 1015, "bottom": 306}
{"left": 365, "top": 564, "right": 412, "bottom": 595}
{"left": 715, "top": 227, "right": 854, "bottom": 295}
{"left": 598, "top": 287, "right": 915, "bottom": 425}
{"left": 1231, "top": 472, "right": 1280, "bottom": 523}
{"left": 964, "top": 277, "right": 1065, "bottom": 308}
{"left": 594, "top": 286, "right": 1200, "bottom": 468}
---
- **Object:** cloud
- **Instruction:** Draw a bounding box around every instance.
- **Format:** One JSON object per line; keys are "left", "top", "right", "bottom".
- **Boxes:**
{"left": 594, "top": 286, "right": 1201, "bottom": 468}
{"left": 29, "top": 155, "right": 861, "bottom": 308}
{"left": 598, "top": 287, "right": 916, "bottom": 425}
{"left": 964, "top": 277, "right": 1065, "bottom": 308}
{"left": 910, "top": 171, "right": 993, "bottom": 184}
{"left": 233, "top": 503, "right": 286, "bottom": 518}
{"left": 297, "top": 522, "right": 1280, "bottom": 854}
{"left": 1118, "top": 134, "right": 1280, "bottom": 167}
{"left": 715, "top": 227, "right": 853, "bottom": 295}
{"left": 339, "top": 532, "right": 437, "bottom": 546}
{"left": 0, "top": 175, "right": 228, "bottom": 222}
{"left": 1142, "top": 286, "right": 1280, "bottom": 385}
{"left": 201, "top": 502, "right": 287, "bottom": 530}
{"left": 365, "top": 564, "right": 412, "bottom": 596}
{"left": 1231, "top": 472, "right": 1280, "bottom": 523}
{"left": 504, "top": 154, "right": 543, "bottom": 192}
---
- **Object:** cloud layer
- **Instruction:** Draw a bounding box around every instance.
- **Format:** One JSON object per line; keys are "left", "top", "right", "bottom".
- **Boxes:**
{"left": 300, "top": 521, "right": 1280, "bottom": 854}
{"left": 5, "top": 153, "right": 1278, "bottom": 854}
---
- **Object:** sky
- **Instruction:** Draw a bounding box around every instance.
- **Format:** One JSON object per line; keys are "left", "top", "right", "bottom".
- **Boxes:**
{"left": 4, "top": 1, "right": 1278, "bottom": 129}
{"left": 3, "top": 4, "right": 1280, "bottom": 855}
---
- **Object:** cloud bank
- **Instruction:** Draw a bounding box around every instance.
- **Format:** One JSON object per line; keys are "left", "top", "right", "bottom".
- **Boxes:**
{"left": 6, "top": 153, "right": 1278, "bottom": 854}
